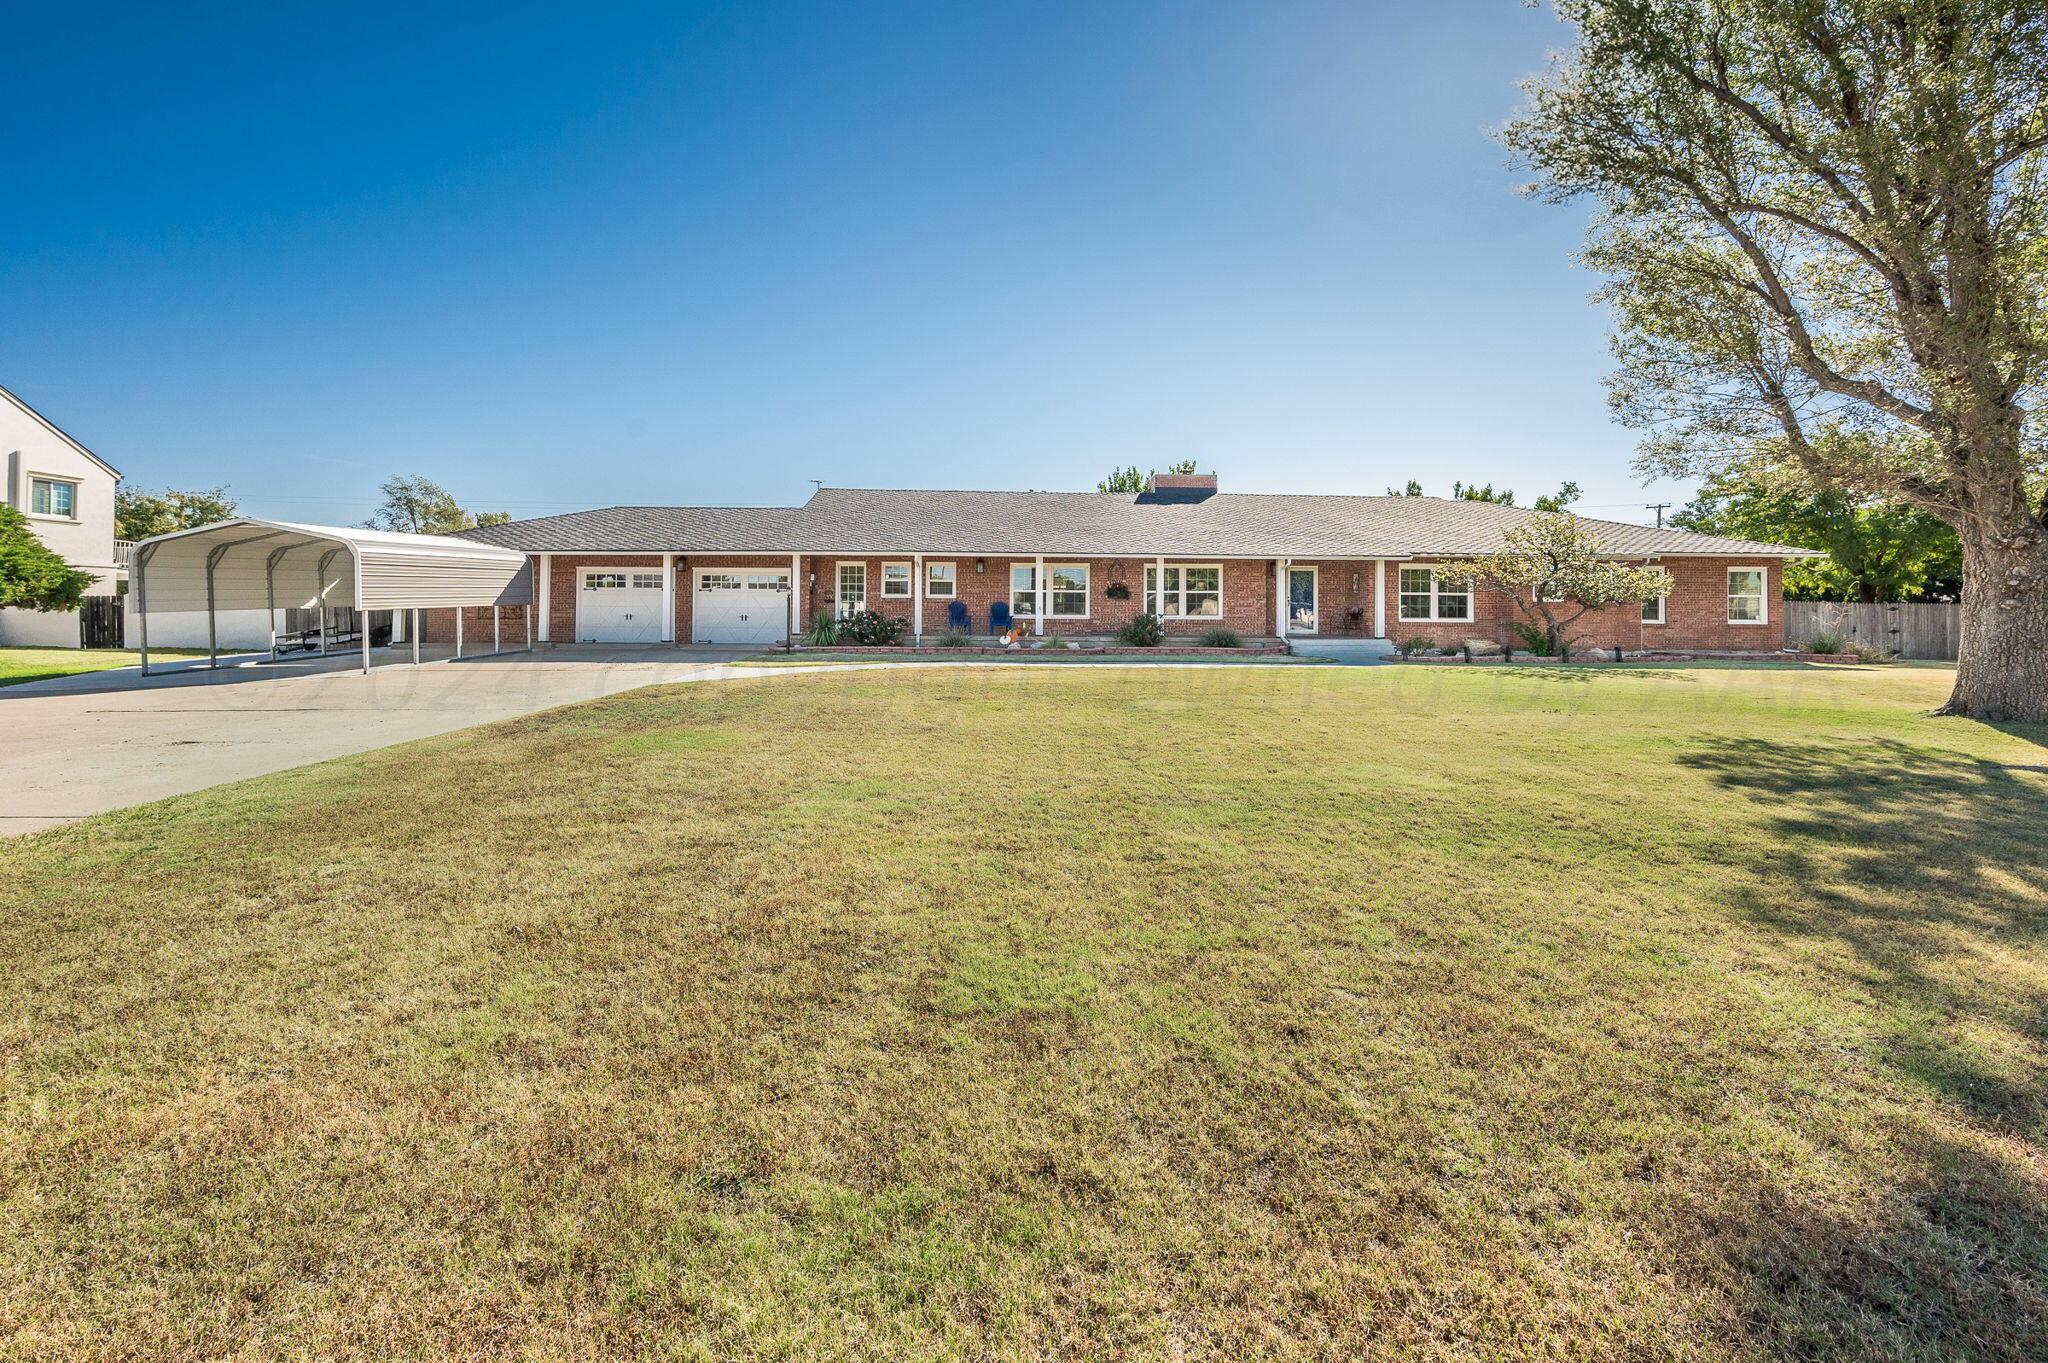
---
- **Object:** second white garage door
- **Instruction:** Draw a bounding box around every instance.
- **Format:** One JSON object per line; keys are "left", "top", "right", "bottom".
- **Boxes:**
{"left": 693, "top": 570, "right": 790, "bottom": 644}
{"left": 578, "top": 568, "right": 665, "bottom": 643}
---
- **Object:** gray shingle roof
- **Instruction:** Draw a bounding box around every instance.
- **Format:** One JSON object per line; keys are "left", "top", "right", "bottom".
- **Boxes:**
{"left": 457, "top": 488, "right": 1821, "bottom": 559}
{"left": 457, "top": 505, "right": 809, "bottom": 553}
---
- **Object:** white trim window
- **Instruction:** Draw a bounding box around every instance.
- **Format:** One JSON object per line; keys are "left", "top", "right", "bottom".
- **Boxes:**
{"left": 881, "top": 562, "right": 912, "bottom": 597}
{"left": 30, "top": 476, "right": 77, "bottom": 518}
{"left": 1726, "top": 567, "right": 1767, "bottom": 624}
{"left": 926, "top": 561, "right": 956, "bottom": 598}
{"left": 1145, "top": 564, "right": 1222, "bottom": 618}
{"left": 1047, "top": 563, "right": 1089, "bottom": 618}
{"left": 1010, "top": 564, "right": 1037, "bottom": 617}
{"left": 1642, "top": 595, "right": 1667, "bottom": 625}
{"left": 1398, "top": 566, "right": 1472, "bottom": 622}
{"left": 836, "top": 561, "right": 867, "bottom": 617}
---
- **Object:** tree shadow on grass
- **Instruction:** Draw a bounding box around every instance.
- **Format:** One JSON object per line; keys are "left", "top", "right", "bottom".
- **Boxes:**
{"left": 1676, "top": 735, "right": 2048, "bottom": 1358}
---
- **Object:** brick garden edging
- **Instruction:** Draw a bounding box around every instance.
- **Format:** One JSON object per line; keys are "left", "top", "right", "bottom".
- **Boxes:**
{"left": 1393, "top": 650, "right": 1861, "bottom": 665}
{"left": 787, "top": 643, "right": 1291, "bottom": 657}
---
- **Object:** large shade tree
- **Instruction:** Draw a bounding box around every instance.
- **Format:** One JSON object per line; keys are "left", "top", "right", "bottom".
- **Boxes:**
{"left": 1505, "top": 0, "right": 2048, "bottom": 719}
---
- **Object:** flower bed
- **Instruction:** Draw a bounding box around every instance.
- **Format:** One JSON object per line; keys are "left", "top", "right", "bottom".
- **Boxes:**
{"left": 787, "top": 642, "right": 1290, "bottom": 657}
{"left": 1394, "top": 649, "right": 1861, "bottom": 665}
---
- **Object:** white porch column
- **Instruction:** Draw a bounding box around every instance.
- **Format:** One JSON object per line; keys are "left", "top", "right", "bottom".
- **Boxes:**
{"left": 538, "top": 554, "right": 552, "bottom": 643}
{"left": 912, "top": 552, "right": 924, "bottom": 641}
{"left": 790, "top": 554, "right": 802, "bottom": 641}
{"left": 1275, "top": 559, "right": 1289, "bottom": 637}
{"left": 660, "top": 553, "right": 676, "bottom": 643}
{"left": 1034, "top": 553, "right": 1045, "bottom": 634}
{"left": 1373, "top": 559, "right": 1387, "bottom": 638}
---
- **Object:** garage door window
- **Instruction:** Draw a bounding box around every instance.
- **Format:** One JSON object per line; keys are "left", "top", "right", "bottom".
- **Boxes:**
{"left": 632, "top": 573, "right": 662, "bottom": 590}
{"left": 701, "top": 574, "right": 740, "bottom": 590}
{"left": 746, "top": 574, "right": 790, "bottom": 591}
{"left": 586, "top": 573, "right": 627, "bottom": 589}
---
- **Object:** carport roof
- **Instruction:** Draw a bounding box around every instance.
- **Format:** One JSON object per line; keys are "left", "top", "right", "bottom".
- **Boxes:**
{"left": 132, "top": 518, "right": 532, "bottom": 613}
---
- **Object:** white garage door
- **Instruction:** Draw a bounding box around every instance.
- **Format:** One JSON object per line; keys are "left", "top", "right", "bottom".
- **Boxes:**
{"left": 578, "top": 569, "right": 665, "bottom": 643}
{"left": 693, "top": 570, "right": 790, "bottom": 644}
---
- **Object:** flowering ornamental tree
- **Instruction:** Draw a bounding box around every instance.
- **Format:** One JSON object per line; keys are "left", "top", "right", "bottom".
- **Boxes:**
{"left": 1436, "top": 516, "right": 1674, "bottom": 660}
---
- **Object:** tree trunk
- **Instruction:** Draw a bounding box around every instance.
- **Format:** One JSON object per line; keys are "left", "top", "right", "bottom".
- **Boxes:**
{"left": 1942, "top": 526, "right": 2048, "bottom": 723}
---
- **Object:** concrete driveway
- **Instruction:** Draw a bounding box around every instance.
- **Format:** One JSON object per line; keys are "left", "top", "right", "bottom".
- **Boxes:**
{"left": 0, "top": 646, "right": 759, "bottom": 835}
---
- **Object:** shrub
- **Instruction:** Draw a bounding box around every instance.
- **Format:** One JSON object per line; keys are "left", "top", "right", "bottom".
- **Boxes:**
{"left": 1039, "top": 633, "right": 1071, "bottom": 650}
{"left": 1396, "top": 636, "right": 1434, "bottom": 657}
{"left": 935, "top": 629, "right": 970, "bottom": 648}
{"left": 1511, "top": 621, "right": 1559, "bottom": 656}
{"left": 1846, "top": 639, "right": 1893, "bottom": 663}
{"left": 1117, "top": 613, "right": 1165, "bottom": 647}
{"left": 1807, "top": 630, "right": 1848, "bottom": 654}
{"left": 835, "top": 609, "right": 906, "bottom": 646}
{"left": 1197, "top": 626, "right": 1243, "bottom": 648}
{"left": 803, "top": 611, "right": 838, "bottom": 646}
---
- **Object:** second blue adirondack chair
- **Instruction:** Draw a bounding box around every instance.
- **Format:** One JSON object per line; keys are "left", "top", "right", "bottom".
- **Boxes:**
{"left": 989, "top": 600, "right": 1012, "bottom": 634}
{"left": 947, "top": 599, "right": 970, "bottom": 633}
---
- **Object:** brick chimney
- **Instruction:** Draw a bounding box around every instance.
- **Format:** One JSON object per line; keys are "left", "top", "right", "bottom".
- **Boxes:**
{"left": 1149, "top": 472, "right": 1217, "bottom": 492}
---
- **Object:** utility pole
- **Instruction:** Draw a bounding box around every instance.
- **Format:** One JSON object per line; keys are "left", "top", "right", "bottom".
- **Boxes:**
{"left": 1646, "top": 502, "right": 1671, "bottom": 528}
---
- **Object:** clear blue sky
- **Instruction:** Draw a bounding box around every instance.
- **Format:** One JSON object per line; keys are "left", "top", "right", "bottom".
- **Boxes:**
{"left": 3, "top": 1, "right": 1694, "bottom": 525}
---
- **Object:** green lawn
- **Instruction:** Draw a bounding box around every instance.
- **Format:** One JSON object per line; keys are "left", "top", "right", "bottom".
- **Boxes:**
{"left": 0, "top": 646, "right": 205, "bottom": 687}
{"left": 2, "top": 664, "right": 2043, "bottom": 1360}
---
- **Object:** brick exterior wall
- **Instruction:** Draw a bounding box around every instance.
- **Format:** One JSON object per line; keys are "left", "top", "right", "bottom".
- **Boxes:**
{"left": 1380, "top": 556, "right": 1785, "bottom": 652}
{"left": 419, "top": 550, "right": 1786, "bottom": 652}
{"left": 799, "top": 555, "right": 1277, "bottom": 638}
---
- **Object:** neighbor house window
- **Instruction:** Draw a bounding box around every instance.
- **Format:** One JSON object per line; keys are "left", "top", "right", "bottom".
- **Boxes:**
{"left": 30, "top": 477, "right": 76, "bottom": 518}
{"left": 1144, "top": 564, "right": 1222, "bottom": 617}
{"left": 881, "top": 562, "right": 912, "bottom": 597}
{"left": 1642, "top": 595, "right": 1666, "bottom": 624}
{"left": 926, "top": 562, "right": 956, "bottom": 598}
{"left": 1010, "top": 564, "right": 1037, "bottom": 616}
{"left": 1398, "top": 566, "right": 1472, "bottom": 622}
{"left": 1727, "top": 568, "right": 1766, "bottom": 623}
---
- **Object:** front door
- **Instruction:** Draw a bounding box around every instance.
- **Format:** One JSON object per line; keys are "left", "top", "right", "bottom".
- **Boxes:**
{"left": 836, "top": 562, "right": 867, "bottom": 618}
{"left": 1287, "top": 567, "right": 1318, "bottom": 634}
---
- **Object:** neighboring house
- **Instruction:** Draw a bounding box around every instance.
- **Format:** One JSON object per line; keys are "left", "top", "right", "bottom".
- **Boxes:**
{"left": 443, "top": 473, "right": 1819, "bottom": 651}
{"left": 0, "top": 382, "right": 124, "bottom": 648}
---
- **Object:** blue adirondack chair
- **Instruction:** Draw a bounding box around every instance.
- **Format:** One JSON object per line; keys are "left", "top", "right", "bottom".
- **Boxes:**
{"left": 989, "top": 600, "right": 1012, "bottom": 634}
{"left": 947, "top": 599, "right": 970, "bottom": 633}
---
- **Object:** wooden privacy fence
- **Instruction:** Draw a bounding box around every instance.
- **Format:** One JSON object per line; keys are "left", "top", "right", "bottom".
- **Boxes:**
{"left": 78, "top": 596, "right": 124, "bottom": 649}
{"left": 1784, "top": 601, "right": 1960, "bottom": 660}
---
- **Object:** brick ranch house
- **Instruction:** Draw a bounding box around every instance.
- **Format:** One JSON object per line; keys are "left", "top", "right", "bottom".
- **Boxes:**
{"left": 429, "top": 475, "right": 1819, "bottom": 651}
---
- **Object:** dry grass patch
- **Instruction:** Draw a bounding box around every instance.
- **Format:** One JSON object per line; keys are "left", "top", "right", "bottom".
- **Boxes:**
{"left": 1, "top": 663, "right": 2044, "bottom": 1360}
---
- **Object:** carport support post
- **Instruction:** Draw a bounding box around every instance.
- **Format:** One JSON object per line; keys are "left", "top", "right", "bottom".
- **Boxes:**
{"left": 205, "top": 544, "right": 223, "bottom": 668}
{"left": 361, "top": 624, "right": 371, "bottom": 675}
{"left": 455, "top": 610, "right": 463, "bottom": 661}
{"left": 412, "top": 608, "right": 420, "bottom": 665}
{"left": 494, "top": 607, "right": 501, "bottom": 654}
{"left": 524, "top": 603, "right": 532, "bottom": 652}
{"left": 136, "top": 546, "right": 152, "bottom": 676}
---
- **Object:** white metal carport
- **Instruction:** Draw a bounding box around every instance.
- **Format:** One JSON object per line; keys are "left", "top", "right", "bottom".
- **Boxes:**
{"left": 129, "top": 519, "right": 533, "bottom": 675}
